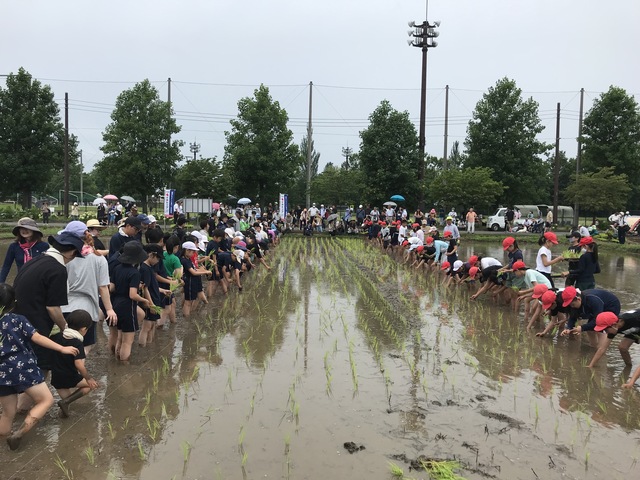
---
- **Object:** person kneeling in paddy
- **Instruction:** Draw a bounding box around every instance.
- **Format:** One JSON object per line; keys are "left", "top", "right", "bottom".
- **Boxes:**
{"left": 51, "top": 310, "right": 99, "bottom": 417}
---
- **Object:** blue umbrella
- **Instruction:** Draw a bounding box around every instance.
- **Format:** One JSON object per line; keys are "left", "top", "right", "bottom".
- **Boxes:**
{"left": 390, "top": 195, "right": 405, "bottom": 202}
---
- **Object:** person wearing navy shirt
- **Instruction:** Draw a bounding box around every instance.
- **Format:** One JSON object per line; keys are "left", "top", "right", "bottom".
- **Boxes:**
{"left": 0, "top": 218, "right": 49, "bottom": 283}
{"left": 108, "top": 217, "right": 142, "bottom": 257}
{"left": 562, "top": 287, "right": 621, "bottom": 334}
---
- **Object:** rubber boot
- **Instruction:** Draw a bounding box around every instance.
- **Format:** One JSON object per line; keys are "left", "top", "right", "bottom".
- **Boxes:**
{"left": 7, "top": 415, "right": 39, "bottom": 451}
{"left": 58, "top": 389, "right": 85, "bottom": 418}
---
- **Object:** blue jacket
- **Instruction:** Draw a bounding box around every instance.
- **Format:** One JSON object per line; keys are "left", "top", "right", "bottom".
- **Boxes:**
{"left": 0, "top": 240, "right": 50, "bottom": 283}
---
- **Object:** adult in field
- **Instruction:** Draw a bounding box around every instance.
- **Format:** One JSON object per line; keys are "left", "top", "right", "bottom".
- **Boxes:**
{"left": 0, "top": 218, "right": 49, "bottom": 283}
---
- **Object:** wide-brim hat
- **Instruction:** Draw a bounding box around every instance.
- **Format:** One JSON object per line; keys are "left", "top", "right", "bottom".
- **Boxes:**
{"left": 48, "top": 232, "right": 84, "bottom": 256}
{"left": 86, "top": 219, "right": 107, "bottom": 230}
{"left": 118, "top": 241, "right": 147, "bottom": 265}
{"left": 13, "top": 217, "right": 41, "bottom": 236}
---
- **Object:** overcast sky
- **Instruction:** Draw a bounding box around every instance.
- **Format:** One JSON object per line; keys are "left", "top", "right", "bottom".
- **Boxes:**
{"left": 2, "top": 0, "right": 639, "bottom": 176}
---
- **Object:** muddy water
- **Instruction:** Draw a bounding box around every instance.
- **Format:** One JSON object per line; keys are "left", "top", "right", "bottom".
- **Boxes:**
{"left": 1, "top": 237, "right": 639, "bottom": 480}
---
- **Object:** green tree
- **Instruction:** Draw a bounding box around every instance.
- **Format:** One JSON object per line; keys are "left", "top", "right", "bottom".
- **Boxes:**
{"left": 96, "top": 79, "right": 182, "bottom": 210}
{"left": 464, "top": 77, "right": 551, "bottom": 205}
{"left": 580, "top": 86, "right": 640, "bottom": 208}
{"left": 223, "top": 85, "right": 300, "bottom": 204}
{"left": 174, "top": 157, "right": 223, "bottom": 199}
{"left": 358, "top": 100, "right": 420, "bottom": 207}
{"left": 564, "top": 167, "right": 631, "bottom": 220}
{"left": 428, "top": 167, "right": 504, "bottom": 213}
{"left": 310, "top": 164, "right": 364, "bottom": 207}
{"left": 0, "top": 68, "right": 74, "bottom": 208}
{"left": 289, "top": 134, "right": 320, "bottom": 206}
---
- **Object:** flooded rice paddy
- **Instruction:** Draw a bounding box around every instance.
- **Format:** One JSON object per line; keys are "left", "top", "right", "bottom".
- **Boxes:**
{"left": 1, "top": 236, "right": 640, "bottom": 479}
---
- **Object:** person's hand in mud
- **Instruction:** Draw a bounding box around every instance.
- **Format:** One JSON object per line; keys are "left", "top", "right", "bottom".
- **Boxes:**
{"left": 86, "top": 378, "right": 99, "bottom": 390}
{"left": 561, "top": 326, "right": 581, "bottom": 336}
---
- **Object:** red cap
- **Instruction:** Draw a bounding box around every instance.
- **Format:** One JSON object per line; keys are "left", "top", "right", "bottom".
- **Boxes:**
{"left": 416, "top": 245, "right": 424, "bottom": 253}
{"left": 425, "top": 236, "right": 434, "bottom": 244}
{"left": 502, "top": 237, "right": 515, "bottom": 250}
{"left": 541, "top": 290, "right": 557, "bottom": 310}
{"left": 532, "top": 283, "right": 549, "bottom": 299}
{"left": 468, "top": 255, "right": 478, "bottom": 265}
{"left": 561, "top": 286, "right": 578, "bottom": 307}
{"left": 468, "top": 266, "right": 479, "bottom": 278}
{"left": 402, "top": 240, "right": 409, "bottom": 247}
{"left": 443, "top": 231, "right": 452, "bottom": 238}
{"left": 579, "top": 236, "right": 593, "bottom": 247}
{"left": 594, "top": 312, "right": 619, "bottom": 332}
{"left": 378, "top": 221, "right": 385, "bottom": 226}
{"left": 512, "top": 260, "right": 526, "bottom": 270}
{"left": 412, "top": 223, "right": 419, "bottom": 228}
{"left": 440, "top": 261, "right": 451, "bottom": 270}
{"left": 544, "top": 231, "right": 559, "bottom": 244}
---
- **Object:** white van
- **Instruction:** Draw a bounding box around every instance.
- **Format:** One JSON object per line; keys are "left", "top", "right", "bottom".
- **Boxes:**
{"left": 486, "top": 205, "right": 540, "bottom": 231}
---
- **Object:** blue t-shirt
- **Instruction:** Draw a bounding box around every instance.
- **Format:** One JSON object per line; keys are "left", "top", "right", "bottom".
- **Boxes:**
{"left": 140, "top": 262, "right": 162, "bottom": 307}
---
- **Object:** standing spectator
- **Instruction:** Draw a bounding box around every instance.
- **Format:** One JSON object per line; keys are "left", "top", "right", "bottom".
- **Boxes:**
{"left": 70, "top": 202, "right": 80, "bottom": 221}
{"left": 385, "top": 205, "right": 395, "bottom": 223}
{"left": 96, "top": 202, "right": 106, "bottom": 225}
{"left": 443, "top": 216, "right": 460, "bottom": 240}
{"left": 40, "top": 202, "right": 51, "bottom": 225}
{"left": 173, "top": 200, "right": 183, "bottom": 224}
{"left": 370, "top": 206, "right": 380, "bottom": 223}
{"left": 0, "top": 218, "right": 50, "bottom": 283}
{"left": 545, "top": 208, "right": 553, "bottom": 230}
{"left": 115, "top": 202, "right": 123, "bottom": 223}
{"left": 505, "top": 207, "right": 515, "bottom": 230}
{"left": 465, "top": 208, "right": 477, "bottom": 234}
{"left": 356, "top": 205, "right": 366, "bottom": 225}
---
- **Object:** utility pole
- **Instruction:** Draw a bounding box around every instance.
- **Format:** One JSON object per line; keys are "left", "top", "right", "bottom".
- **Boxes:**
{"left": 64, "top": 93, "right": 69, "bottom": 217}
{"left": 408, "top": 14, "right": 440, "bottom": 209}
{"left": 305, "top": 81, "right": 313, "bottom": 209}
{"left": 79, "top": 150, "right": 83, "bottom": 208}
{"left": 189, "top": 141, "right": 201, "bottom": 160}
{"left": 443, "top": 84, "right": 449, "bottom": 170}
{"left": 573, "top": 88, "right": 585, "bottom": 226}
{"left": 553, "top": 102, "right": 561, "bottom": 223}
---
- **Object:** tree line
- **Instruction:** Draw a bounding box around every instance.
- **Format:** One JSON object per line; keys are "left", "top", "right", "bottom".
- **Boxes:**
{"left": 1, "top": 68, "right": 638, "bottom": 215}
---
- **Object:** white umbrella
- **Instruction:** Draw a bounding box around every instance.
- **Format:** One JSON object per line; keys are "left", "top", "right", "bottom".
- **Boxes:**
{"left": 121, "top": 195, "right": 136, "bottom": 202}
{"left": 237, "top": 197, "right": 251, "bottom": 205}
{"left": 383, "top": 201, "right": 397, "bottom": 207}
{"left": 92, "top": 198, "right": 107, "bottom": 206}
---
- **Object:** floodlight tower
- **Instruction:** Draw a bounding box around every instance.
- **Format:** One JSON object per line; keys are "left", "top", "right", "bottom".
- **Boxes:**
{"left": 407, "top": 18, "right": 440, "bottom": 208}
{"left": 189, "top": 141, "right": 201, "bottom": 160}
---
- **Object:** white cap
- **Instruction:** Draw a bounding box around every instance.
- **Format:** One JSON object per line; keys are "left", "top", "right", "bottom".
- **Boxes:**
{"left": 147, "top": 214, "right": 157, "bottom": 223}
{"left": 234, "top": 231, "right": 245, "bottom": 239}
{"left": 359, "top": 205, "right": 363, "bottom": 208}
{"left": 453, "top": 260, "right": 464, "bottom": 272}
{"left": 182, "top": 241, "right": 197, "bottom": 251}
{"left": 224, "top": 227, "right": 235, "bottom": 238}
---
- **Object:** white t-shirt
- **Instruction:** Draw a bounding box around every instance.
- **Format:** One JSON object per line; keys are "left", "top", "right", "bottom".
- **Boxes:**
{"left": 398, "top": 225, "right": 407, "bottom": 241}
{"left": 480, "top": 257, "right": 502, "bottom": 269}
{"left": 536, "top": 246, "right": 552, "bottom": 273}
{"left": 62, "top": 253, "right": 110, "bottom": 321}
{"left": 407, "top": 237, "right": 423, "bottom": 250}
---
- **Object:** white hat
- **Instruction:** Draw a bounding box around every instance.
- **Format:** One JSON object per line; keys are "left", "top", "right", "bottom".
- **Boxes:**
{"left": 147, "top": 214, "right": 157, "bottom": 223}
{"left": 359, "top": 205, "right": 363, "bottom": 208}
{"left": 234, "top": 231, "right": 245, "bottom": 239}
{"left": 182, "top": 241, "right": 197, "bottom": 251}
{"left": 453, "top": 260, "right": 464, "bottom": 272}
{"left": 224, "top": 227, "right": 235, "bottom": 238}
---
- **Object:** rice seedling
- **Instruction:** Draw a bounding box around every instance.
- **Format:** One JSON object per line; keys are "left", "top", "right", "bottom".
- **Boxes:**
{"left": 137, "top": 439, "right": 145, "bottom": 460}
{"left": 107, "top": 421, "right": 116, "bottom": 440}
{"left": 122, "top": 417, "right": 130, "bottom": 430}
{"left": 420, "top": 459, "right": 466, "bottom": 480}
{"left": 53, "top": 455, "right": 74, "bottom": 480}
{"left": 146, "top": 416, "right": 160, "bottom": 441}
{"left": 181, "top": 441, "right": 192, "bottom": 462}
{"left": 388, "top": 461, "right": 404, "bottom": 478}
{"left": 84, "top": 444, "right": 96, "bottom": 465}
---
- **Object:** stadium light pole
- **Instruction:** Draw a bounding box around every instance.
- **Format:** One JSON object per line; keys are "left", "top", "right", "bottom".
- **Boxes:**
{"left": 407, "top": 18, "right": 439, "bottom": 209}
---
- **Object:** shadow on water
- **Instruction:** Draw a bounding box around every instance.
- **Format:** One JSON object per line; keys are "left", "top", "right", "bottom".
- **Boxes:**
{"left": 1, "top": 236, "right": 640, "bottom": 479}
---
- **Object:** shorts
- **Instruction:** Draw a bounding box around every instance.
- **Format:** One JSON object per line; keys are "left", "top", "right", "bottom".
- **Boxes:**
{"left": 114, "top": 302, "right": 139, "bottom": 333}
{"left": 183, "top": 276, "right": 203, "bottom": 301}
{"left": 0, "top": 384, "right": 28, "bottom": 396}
{"left": 162, "top": 292, "right": 174, "bottom": 307}
{"left": 51, "top": 372, "right": 83, "bottom": 390}
{"left": 83, "top": 322, "right": 97, "bottom": 347}
{"left": 145, "top": 309, "right": 160, "bottom": 321}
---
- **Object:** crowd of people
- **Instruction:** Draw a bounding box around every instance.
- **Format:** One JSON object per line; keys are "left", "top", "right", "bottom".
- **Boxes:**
{"left": 0, "top": 207, "right": 278, "bottom": 450}
{"left": 360, "top": 211, "right": 640, "bottom": 388}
